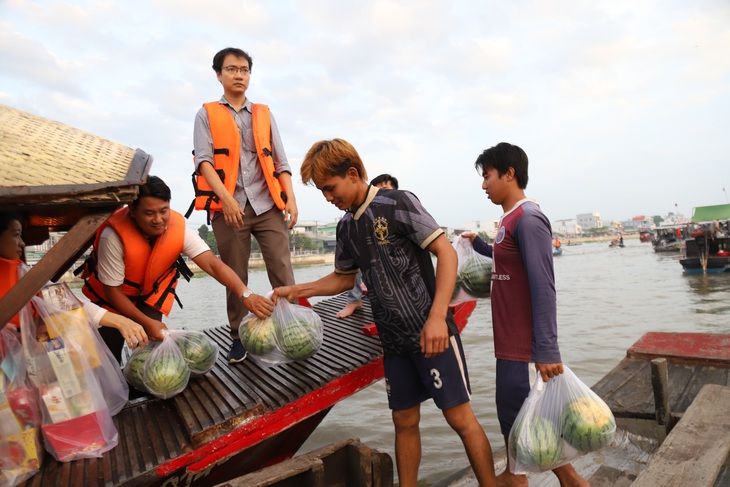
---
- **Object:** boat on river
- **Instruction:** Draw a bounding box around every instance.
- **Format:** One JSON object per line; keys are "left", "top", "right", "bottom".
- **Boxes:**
{"left": 0, "top": 104, "right": 476, "bottom": 486}
{"left": 678, "top": 204, "right": 730, "bottom": 273}
{"left": 651, "top": 224, "right": 687, "bottom": 253}
{"left": 434, "top": 331, "right": 730, "bottom": 487}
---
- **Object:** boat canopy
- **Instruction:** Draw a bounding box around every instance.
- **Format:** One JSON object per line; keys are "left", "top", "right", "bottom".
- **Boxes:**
{"left": 691, "top": 204, "right": 730, "bottom": 223}
{"left": 0, "top": 103, "right": 152, "bottom": 329}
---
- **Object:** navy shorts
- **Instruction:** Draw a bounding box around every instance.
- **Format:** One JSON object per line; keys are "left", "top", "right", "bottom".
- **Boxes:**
{"left": 495, "top": 359, "right": 536, "bottom": 436}
{"left": 383, "top": 334, "right": 471, "bottom": 411}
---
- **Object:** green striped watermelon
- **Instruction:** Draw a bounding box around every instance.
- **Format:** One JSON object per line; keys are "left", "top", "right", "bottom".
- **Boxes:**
{"left": 240, "top": 316, "right": 277, "bottom": 355}
{"left": 561, "top": 396, "right": 616, "bottom": 452}
{"left": 178, "top": 333, "right": 218, "bottom": 376}
{"left": 143, "top": 351, "right": 190, "bottom": 399}
{"left": 277, "top": 319, "right": 321, "bottom": 360}
{"left": 459, "top": 256, "right": 492, "bottom": 298}
{"left": 124, "top": 346, "right": 154, "bottom": 392}
{"left": 511, "top": 416, "right": 562, "bottom": 471}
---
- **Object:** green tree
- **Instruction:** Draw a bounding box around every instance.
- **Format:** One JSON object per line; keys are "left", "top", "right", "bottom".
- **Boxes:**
{"left": 653, "top": 215, "right": 664, "bottom": 226}
{"left": 477, "top": 231, "right": 492, "bottom": 244}
{"left": 198, "top": 224, "right": 218, "bottom": 254}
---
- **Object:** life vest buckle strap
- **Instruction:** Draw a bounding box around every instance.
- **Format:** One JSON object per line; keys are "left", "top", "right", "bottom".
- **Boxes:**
{"left": 213, "top": 148, "right": 230, "bottom": 156}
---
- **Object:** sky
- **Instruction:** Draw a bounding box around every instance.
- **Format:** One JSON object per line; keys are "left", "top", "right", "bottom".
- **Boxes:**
{"left": 2, "top": 0, "right": 729, "bottom": 230}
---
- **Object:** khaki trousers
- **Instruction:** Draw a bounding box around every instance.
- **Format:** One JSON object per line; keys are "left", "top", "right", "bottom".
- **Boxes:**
{"left": 212, "top": 203, "right": 295, "bottom": 338}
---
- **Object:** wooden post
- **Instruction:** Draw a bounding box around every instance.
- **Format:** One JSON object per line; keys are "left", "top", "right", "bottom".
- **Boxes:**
{"left": 651, "top": 358, "right": 670, "bottom": 430}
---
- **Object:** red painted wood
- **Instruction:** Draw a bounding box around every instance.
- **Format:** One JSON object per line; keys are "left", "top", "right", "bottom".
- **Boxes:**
{"left": 155, "top": 357, "right": 384, "bottom": 477}
{"left": 627, "top": 332, "right": 730, "bottom": 366}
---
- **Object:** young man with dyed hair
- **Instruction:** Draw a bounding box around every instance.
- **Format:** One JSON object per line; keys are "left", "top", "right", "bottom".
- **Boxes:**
{"left": 274, "top": 139, "right": 496, "bottom": 487}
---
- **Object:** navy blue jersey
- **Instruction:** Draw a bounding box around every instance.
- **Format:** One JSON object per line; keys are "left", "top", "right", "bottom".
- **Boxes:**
{"left": 335, "top": 186, "right": 458, "bottom": 355}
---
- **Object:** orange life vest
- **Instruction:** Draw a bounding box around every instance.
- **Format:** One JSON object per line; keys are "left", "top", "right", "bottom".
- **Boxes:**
{"left": 187, "top": 102, "right": 287, "bottom": 218}
{"left": 0, "top": 257, "right": 23, "bottom": 327}
{"left": 80, "top": 207, "right": 189, "bottom": 316}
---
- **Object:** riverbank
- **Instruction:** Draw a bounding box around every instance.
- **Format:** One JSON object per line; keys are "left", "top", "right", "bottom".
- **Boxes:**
{"left": 57, "top": 252, "right": 336, "bottom": 282}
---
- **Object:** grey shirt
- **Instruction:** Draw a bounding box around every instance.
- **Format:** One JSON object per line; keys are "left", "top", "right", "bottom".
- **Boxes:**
{"left": 193, "top": 97, "right": 291, "bottom": 216}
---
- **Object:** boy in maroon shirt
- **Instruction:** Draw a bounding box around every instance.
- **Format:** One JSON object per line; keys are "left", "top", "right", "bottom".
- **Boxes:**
{"left": 463, "top": 142, "right": 588, "bottom": 487}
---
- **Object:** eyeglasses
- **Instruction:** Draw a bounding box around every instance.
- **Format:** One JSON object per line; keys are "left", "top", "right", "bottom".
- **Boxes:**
{"left": 222, "top": 66, "right": 250, "bottom": 75}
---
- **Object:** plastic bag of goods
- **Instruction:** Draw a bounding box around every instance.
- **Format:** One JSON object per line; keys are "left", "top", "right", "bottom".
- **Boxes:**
{"left": 37, "top": 283, "right": 129, "bottom": 416}
{"left": 508, "top": 365, "right": 616, "bottom": 474}
{"left": 167, "top": 329, "right": 218, "bottom": 377}
{"left": 21, "top": 298, "right": 118, "bottom": 462}
{"left": 124, "top": 331, "right": 191, "bottom": 399}
{"left": 0, "top": 327, "right": 42, "bottom": 486}
{"left": 450, "top": 236, "right": 492, "bottom": 304}
{"left": 240, "top": 299, "right": 323, "bottom": 367}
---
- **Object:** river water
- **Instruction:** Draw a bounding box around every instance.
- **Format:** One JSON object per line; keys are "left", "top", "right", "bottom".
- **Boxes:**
{"left": 163, "top": 240, "right": 730, "bottom": 486}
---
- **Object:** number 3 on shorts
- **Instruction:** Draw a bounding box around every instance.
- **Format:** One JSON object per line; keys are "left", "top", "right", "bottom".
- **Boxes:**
{"left": 430, "top": 368, "right": 443, "bottom": 389}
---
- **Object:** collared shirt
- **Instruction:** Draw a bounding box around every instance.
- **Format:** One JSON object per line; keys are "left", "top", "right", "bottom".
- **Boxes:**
{"left": 193, "top": 97, "right": 291, "bottom": 216}
{"left": 334, "top": 186, "right": 458, "bottom": 355}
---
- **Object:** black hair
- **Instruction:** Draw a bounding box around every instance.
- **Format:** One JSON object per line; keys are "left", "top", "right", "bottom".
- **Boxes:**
{"left": 133, "top": 176, "right": 171, "bottom": 207}
{"left": 212, "top": 48, "right": 253, "bottom": 74}
{"left": 370, "top": 173, "right": 399, "bottom": 190}
{"left": 0, "top": 211, "right": 22, "bottom": 234}
{"left": 474, "top": 142, "right": 529, "bottom": 189}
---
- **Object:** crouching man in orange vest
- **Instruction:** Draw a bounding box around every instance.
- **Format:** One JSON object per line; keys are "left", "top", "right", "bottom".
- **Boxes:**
{"left": 81, "top": 176, "right": 274, "bottom": 363}
{"left": 191, "top": 47, "right": 298, "bottom": 363}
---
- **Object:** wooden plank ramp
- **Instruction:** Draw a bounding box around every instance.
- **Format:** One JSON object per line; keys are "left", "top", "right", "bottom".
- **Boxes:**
{"left": 19, "top": 293, "right": 386, "bottom": 487}
{"left": 631, "top": 384, "right": 730, "bottom": 487}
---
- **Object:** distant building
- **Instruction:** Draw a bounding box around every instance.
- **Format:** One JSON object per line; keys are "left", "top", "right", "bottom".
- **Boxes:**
{"left": 621, "top": 215, "right": 653, "bottom": 233}
{"left": 552, "top": 219, "right": 582, "bottom": 237}
{"left": 459, "top": 219, "right": 500, "bottom": 240}
{"left": 576, "top": 212, "right": 603, "bottom": 230}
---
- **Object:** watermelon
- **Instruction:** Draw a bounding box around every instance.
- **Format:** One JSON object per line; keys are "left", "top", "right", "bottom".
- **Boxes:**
{"left": 511, "top": 416, "right": 562, "bottom": 471}
{"left": 561, "top": 396, "right": 616, "bottom": 452}
{"left": 142, "top": 351, "right": 190, "bottom": 399}
{"left": 277, "top": 319, "right": 321, "bottom": 360}
{"left": 452, "top": 276, "right": 464, "bottom": 301}
{"left": 240, "top": 316, "right": 277, "bottom": 355}
{"left": 178, "top": 333, "right": 218, "bottom": 376}
{"left": 124, "top": 346, "right": 154, "bottom": 392}
{"left": 458, "top": 256, "right": 492, "bottom": 298}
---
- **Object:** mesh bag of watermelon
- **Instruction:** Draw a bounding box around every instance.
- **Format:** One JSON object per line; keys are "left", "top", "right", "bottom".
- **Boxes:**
{"left": 508, "top": 365, "right": 616, "bottom": 474}
{"left": 450, "top": 236, "right": 492, "bottom": 305}
{"left": 167, "top": 330, "right": 219, "bottom": 377}
{"left": 139, "top": 331, "right": 191, "bottom": 400}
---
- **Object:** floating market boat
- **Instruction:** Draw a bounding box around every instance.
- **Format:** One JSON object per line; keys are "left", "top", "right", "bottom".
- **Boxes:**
{"left": 0, "top": 104, "right": 477, "bottom": 487}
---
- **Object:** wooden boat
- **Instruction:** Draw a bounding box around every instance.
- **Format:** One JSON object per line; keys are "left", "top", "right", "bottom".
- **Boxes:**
{"left": 217, "top": 437, "right": 393, "bottom": 487}
{"left": 638, "top": 229, "right": 654, "bottom": 243}
{"left": 678, "top": 205, "right": 730, "bottom": 273}
{"left": 652, "top": 223, "right": 688, "bottom": 253}
{"left": 434, "top": 332, "right": 730, "bottom": 487}
{"left": 0, "top": 104, "right": 477, "bottom": 487}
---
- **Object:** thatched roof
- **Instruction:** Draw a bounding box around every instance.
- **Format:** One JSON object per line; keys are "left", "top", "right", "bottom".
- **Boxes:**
{"left": 0, "top": 104, "right": 152, "bottom": 240}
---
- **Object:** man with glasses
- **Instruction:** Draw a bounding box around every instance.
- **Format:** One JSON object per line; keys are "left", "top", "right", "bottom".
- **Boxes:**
{"left": 192, "top": 47, "right": 297, "bottom": 363}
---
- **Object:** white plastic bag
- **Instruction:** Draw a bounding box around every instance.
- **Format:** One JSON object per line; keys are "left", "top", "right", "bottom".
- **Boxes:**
{"left": 124, "top": 331, "right": 191, "bottom": 400}
{"left": 240, "top": 299, "right": 323, "bottom": 367}
{"left": 509, "top": 365, "right": 616, "bottom": 474}
{"left": 451, "top": 237, "right": 492, "bottom": 304}
{"left": 37, "top": 283, "right": 128, "bottom": 416}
